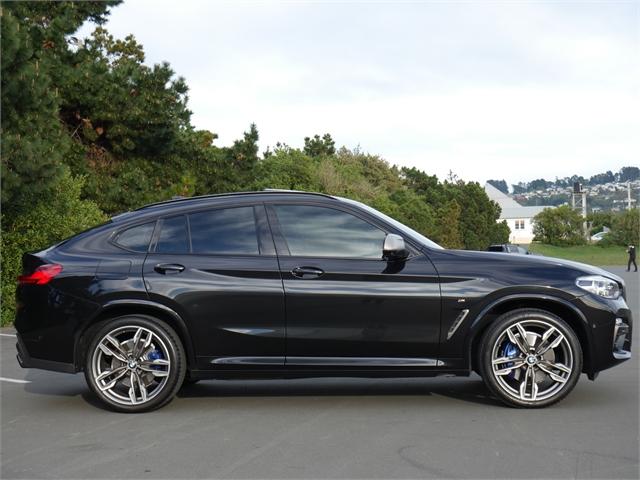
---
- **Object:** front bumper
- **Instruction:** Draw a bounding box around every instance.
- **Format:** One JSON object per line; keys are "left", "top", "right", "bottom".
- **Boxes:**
{"left": 573, "top": 293, "right": 633, "bottom": 379}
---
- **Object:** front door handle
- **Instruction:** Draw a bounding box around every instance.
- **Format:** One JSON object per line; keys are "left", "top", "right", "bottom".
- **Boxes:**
{"left": 154, "top": 263, "right": 185, "bottom": 275}
{"left": 291, "top": 266, "right": 325, "bottom": 279}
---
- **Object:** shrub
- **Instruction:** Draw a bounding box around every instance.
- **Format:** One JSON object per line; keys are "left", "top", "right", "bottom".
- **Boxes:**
{"left": 607, "top": 208, "right": 640, "bottom": 246}
{"left": 1, "top": 170, "right": 107, "bottom": 326}
{"left": 533, "top": 205, "right": 586, "bottom": 246}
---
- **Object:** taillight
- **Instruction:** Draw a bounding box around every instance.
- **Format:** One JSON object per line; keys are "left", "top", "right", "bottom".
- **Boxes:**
{"left": 17, "top": 264, "right": 63, "bottom": 285}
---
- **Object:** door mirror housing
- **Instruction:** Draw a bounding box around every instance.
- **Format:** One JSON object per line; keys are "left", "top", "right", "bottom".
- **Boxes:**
{"left": 382, "top": 234, "right": 408, "bottom": 261}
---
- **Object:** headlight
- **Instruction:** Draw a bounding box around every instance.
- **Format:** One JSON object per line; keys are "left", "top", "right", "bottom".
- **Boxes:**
{"left": 576, "top": 275, "right": 620, "bottom": 299}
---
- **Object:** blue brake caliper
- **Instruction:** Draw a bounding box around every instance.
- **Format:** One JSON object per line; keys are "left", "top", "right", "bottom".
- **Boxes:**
{"left": 146, "top": 349, "right": 163, "bottom": 370}
{"left": 500, "top": 341, "right": 519, "bottom": 378}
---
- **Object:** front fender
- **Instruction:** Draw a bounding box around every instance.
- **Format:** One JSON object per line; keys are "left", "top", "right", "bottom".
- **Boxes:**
{"left": 462, "top": 293, "right": 594, "bottom": 375}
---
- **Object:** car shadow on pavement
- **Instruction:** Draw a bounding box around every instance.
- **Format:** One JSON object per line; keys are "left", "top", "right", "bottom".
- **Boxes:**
{"left": 175, "top": 376, "right": 503, "bottom": 407}
{"left": 19, "top": 371, "right": 503, "bottom": 409}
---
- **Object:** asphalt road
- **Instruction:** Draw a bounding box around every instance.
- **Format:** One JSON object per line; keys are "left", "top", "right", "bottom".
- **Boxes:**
{"left": 1, "top": 267, "right": 638, "bottom": 479}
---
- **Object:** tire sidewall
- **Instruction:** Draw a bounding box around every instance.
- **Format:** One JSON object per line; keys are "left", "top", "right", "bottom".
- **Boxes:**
{"left": 480, "top": 309, "right": 583, "bottom": 408}
{"left": 84, "top": 315, "right": 186, "bottom": 413}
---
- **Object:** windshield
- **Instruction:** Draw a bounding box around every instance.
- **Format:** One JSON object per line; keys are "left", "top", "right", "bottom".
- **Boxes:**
{"left": 336, "top": 197, "right": 444, "bottom": 250}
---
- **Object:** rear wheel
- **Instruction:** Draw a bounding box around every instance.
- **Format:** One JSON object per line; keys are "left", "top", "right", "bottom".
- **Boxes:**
{"left": 479, "top": 309, "right": 582, "bottom": 408}
{"left": 84, "top": 315, "right": 186, "bottom": 413}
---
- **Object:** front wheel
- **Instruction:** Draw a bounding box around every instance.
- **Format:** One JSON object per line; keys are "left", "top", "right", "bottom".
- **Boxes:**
{"left": 84, "top": 315, "right": 186, "bottom": 413}
{"left": 479, "top": 309, "right": 582, "bottom": 408}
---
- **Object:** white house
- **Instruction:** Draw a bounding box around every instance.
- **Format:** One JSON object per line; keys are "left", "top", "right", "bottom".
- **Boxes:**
{"left": 484, "top": 183, "right": 554, "bottom": 244}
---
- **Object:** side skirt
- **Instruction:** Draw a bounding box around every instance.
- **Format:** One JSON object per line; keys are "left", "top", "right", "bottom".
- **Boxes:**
{"left": 191, "top": 355, "right": 470, "bottom": 380}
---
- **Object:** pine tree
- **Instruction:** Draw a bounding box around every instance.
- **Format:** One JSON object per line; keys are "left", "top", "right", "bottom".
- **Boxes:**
{"left": 1, "top": 1, "right": 120, "bottom": 217}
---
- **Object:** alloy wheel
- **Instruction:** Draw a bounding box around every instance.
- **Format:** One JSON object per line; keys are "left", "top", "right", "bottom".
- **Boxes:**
{"left": 90, "top": 325, "right": 171, "bottom": 406}
{"left": 491, "top": 319, "right": 574, "bottom": 402}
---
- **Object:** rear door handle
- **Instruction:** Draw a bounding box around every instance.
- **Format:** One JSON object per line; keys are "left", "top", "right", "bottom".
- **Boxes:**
{"left": 154, "top": 263, "right": 185, "bottom": 274}
{"left": 291, "top": 266, "right": 325, "bottom": 279}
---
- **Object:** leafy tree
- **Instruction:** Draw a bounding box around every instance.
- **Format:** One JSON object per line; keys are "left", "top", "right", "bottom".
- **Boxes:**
{"left": 401, "top": 169, "right": 507, "bottom": 249}
{"left": 588, "top": 171, "right": 615, "bottom": 186}
{"left": 60, "top": 27, "right": 190, "bottom": 157}
{"left": 254, "top": 148, "right": 317, "bottom": 191}
{"left": 617, "top": 166, "right": 640, "bottom": 183}
{"left": 533, "top": 205, "right": 586, "bottom": 246}
{"left": 490, "top": 220, "right": 511, "bottom": 245}
{"left": 401, "top": 167, "right": 444, "bottom": 206}
{"left": 512, "top": 183, "right": 527, "bottom": 195}
{"left": 528, "top": 178, "right": 551, "bottom": 191}
{"left": 445, "top": 181, "right": 506, "bottom": 250}
{"left": 1, "top": 7, "right": 67, "bottom": 215}
{"left": 487, "top": 179, "right": 508, "bottom": 194}
{"left": 386, "top": 190, "right": 437, "bottom": 240}
{"left": 607, "top": 209, "right": 639, "bottom": 246}
{"left": 1, "top": 2, "right": 117, "bottom": 216}
{"left": 435, "top": 200, "right": 464, "bottom": 249}
{"left": 303, "top": 133, "right": 336, "bottom": 158}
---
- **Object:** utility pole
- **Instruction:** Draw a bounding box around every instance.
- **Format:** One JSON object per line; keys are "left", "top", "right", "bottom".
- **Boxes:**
{"left": 628, "top": 182, "right": 637, "bottom": 210}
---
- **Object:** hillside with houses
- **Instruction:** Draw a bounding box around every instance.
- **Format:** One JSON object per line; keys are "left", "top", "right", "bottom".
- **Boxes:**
{"left": 487, "top": 166, "right": 639, "bottom": 213}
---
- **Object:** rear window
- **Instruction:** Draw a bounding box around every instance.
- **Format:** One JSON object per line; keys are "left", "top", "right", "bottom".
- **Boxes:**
{"left": 115, "top": 222, "right": 155, "bottom": 252}
{"left": 488, "top": 245, "right": 504, "bottom": 252}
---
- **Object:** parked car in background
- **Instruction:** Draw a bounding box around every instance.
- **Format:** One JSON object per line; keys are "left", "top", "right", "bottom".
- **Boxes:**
{"left": 15, "top": 191, "right": 632, "bottom": 412}
{"left": 591, "top": 231, "right": 608, "bottom": 242}
{"left": 488, "top": 244, "right": 531, "bottom": 255}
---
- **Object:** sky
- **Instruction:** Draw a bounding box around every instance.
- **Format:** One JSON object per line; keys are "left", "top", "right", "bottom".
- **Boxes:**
{"left": 78, "top": 0, "right": 639, "bottom": 187}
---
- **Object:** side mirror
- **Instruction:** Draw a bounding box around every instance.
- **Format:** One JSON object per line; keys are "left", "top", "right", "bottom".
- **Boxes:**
{"left": 383, "top": 233, "right": 408, "bottom": 261}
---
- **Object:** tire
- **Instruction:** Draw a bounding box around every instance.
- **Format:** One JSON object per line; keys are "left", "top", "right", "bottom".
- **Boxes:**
{"left": 478, "top": 308, "right": 582, "bottom": 408}
{"left": 84, "top": 315, "right": 186, "bottom": 413}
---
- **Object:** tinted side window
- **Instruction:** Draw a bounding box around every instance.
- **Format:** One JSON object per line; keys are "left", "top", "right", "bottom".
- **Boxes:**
{"left": 189, "top": 207, "right": 259, "bottom": 255}
{"left": 115, "top": 222, "right": 155, "bottom": 252}
{"left": 156, "top": 215, "right": 189, "bottom": 253}
{"left": 273, "top": 205, "right": 386, "bottom": 258}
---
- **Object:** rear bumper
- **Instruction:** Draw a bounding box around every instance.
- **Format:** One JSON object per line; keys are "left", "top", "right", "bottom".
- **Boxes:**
{"left": 15, "top": 333, "right": 76, "bottom": 374}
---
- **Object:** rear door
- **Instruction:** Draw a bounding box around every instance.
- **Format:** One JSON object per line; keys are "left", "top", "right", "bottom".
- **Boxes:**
{"left": 143, "top": 203, "right": 285, "bottom": 369}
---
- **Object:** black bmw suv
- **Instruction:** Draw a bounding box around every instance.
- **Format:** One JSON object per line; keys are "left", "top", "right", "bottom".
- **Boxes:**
{"left": 15, "top": 191, "right": 632, "bottom": 412}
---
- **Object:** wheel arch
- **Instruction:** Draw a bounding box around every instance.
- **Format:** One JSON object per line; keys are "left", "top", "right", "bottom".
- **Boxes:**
{"left": 75, "top": 300, "right": 196, "bottom": 372}
{"left": 467, "top": 294, "right": 595, "bottom": 378}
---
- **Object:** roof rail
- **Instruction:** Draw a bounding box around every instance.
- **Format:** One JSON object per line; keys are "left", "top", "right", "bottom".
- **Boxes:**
{"left": 133, "top": 189, "right": 335, "bottom": 211}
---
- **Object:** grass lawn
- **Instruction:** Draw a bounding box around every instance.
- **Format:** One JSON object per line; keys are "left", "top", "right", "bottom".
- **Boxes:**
{"left": 527, "top": 243, "right": 629, "bottom": 266}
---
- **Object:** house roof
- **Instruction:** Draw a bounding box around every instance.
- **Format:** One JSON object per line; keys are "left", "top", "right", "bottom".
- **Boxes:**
{"left": 484, "top": 182, "right": 522, "bottom": 208}
{"left": 484, "top": 183, "right": 553, "bottom": 220}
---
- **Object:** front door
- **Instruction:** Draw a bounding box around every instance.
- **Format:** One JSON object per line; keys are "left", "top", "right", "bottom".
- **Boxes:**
{"left": 267, "top": 202, "right": 441, "bottom": 367}
{"left": 143, "top": 204, "right": 286, "bottom": 369}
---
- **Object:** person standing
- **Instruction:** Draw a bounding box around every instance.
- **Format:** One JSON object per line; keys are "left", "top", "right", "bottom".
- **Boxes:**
{"left": 627, "top": 245, "right": 637, "bottom": 272}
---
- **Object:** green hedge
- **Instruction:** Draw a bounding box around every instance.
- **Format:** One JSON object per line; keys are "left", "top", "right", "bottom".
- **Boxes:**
{"left": 1, "top": 170, "right": 107, "bottom": 326}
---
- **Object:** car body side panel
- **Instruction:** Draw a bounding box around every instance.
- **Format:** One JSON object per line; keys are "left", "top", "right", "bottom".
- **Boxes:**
{"left": 143, "top": 253, "right": 286, "bottom": 367}
{"left": 277, "top": 254, "right": 442, "bottom": 360}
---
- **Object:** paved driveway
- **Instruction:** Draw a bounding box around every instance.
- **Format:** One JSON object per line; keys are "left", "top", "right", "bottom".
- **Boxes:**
{"left": 1, "top": 268, "right": 638, "bottom": 479}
